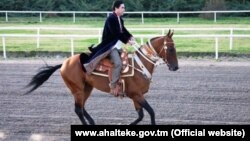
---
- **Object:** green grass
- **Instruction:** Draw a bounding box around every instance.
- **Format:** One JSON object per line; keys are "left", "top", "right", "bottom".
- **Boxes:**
{"left": 1, "top": 16, "right": 250, "bottom": 27}
{"left": 0, "top": 16, "right": 250, "bottom": 57}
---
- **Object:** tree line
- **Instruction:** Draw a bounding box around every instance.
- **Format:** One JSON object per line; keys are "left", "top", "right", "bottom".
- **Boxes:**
{"left": 0, "top": 0, "right": 249, "bottom": 16}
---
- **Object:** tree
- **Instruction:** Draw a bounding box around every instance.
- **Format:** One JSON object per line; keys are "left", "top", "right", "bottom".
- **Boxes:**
{"left": 200, "top": 0, "right": 227, "bottom": 19}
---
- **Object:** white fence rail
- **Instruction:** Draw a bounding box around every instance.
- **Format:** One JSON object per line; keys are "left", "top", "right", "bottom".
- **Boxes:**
{"left": 1, "top": 10, "right": 250, "bottom": 23}
{"left": 1, "top": 27, "right": 250, "bottom": 59}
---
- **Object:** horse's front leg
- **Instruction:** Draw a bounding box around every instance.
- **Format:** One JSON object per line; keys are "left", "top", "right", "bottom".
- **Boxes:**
{"left": 130, "top": 107, "right": 144, "bottom": 125}
{"left": 140, "top": 99, "right": 155, "bottom": 125}
{"left": 130, "top": 95, "right": 155, "bottom": 125}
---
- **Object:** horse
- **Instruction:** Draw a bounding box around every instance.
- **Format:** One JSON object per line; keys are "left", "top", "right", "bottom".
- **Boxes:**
{"left": 25, "top": 30, "right": 178, "bottom": 125}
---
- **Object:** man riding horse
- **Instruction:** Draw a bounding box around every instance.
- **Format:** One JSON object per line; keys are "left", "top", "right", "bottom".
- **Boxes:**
{"left": 25, "top": 0, "right": 179, "bottom": 126}
{"left": 82, "top": 0, "right": 135, "bottom": 96}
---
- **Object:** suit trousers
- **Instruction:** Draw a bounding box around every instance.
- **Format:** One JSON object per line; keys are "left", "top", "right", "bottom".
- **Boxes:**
{"left": 109, "top": 48, "right": 122, "bottom": 88}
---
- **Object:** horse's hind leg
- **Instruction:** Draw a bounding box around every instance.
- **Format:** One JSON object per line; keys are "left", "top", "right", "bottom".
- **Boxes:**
{"left": 82, "top": 83, "right": 95, "bottom": 125}
{"left": 75, "top": 102, "right": 87, "bottom": 125}
{"left": 60, "top": 55, "right": 95, "bottom": 125}
{"left": 71, "top": 83, "right": 95, "bottom": 125}
{"left": 61, "top": 75, "right": 88, "bottom": 125}
{"left": 73, "top": 85, "right": 95, "bottom": 125}
{"left": 74, "top": 89, "right": 90, "bottom": 125}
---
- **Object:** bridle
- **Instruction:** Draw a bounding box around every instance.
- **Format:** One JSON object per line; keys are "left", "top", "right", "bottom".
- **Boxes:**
{"left": 131, "top": 36, "right": 173, "bottom": 80}
{"left": 139, "top": 36, "right": 172, "bottom": 66}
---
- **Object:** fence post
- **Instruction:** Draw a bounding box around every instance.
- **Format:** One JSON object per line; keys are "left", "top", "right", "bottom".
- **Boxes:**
{"left": 230, "top": 28, "right": 233, "bottom": 50}
{"left": 162, "top": 29, "right": 165, "bottom": 36}
{"left": 98, "top": 29, "right": 102, "bottom": 43}
{"left": 140, "top": 37, "right": 143, "bottom": 45}
{"left": 39, "top": 12, "right": 42, "bottom": 22}
{"left": 177, "top": 12, "right": 180, "bottom": 23}
{"left": 71, "top": 38, "right": 74, "bottom": 56}
{"left": 215, "top": 37, "right": 218, "bottom": 59}
{"left": 73, "top": 12, "right": 76, "bottom": 23}
{"left": 2, "top": 36, "right": 6, "bottom": 59}
{"left": 141, "top": 12, "right": 144, "bottom": 24}
{"left": 37, "top": 28, "right": 40, "bottom": 48}
{"left": 214, "top": 12, "right": 217, "bottom": 23}
{"left": 5, "top": 11, "right": 8, "bottom": 22}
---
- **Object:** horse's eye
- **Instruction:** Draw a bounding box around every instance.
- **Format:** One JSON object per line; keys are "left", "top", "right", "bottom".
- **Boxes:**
{"left": 168, "top": 48, "right": 174, "bottom": 53}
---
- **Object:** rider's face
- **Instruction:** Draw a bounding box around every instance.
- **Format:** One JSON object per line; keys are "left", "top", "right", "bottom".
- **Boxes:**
{"left": 115, "top": 4, "right": 125, "bottom": 16}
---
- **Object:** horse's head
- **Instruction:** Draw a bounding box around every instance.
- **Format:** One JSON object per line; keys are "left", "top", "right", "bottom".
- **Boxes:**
{"left": 149, "top": 30, "right": 179, "bottom": 71}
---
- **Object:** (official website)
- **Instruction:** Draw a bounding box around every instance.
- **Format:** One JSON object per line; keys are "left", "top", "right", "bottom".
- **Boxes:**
{"left": 71, "top": 125, "right": 247, "bottom": 139}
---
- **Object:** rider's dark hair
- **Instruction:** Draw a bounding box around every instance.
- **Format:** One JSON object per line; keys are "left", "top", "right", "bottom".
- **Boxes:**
{"left": 112, "top": 0, "right": 124, "bottom": 11}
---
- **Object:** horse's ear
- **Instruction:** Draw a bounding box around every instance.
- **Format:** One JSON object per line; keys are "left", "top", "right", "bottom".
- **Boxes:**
{"left": 166, "top": 29, "right": 174, "bottom": 38}
{"left": 167, "top": 29, "right": 171, "bottom": 37}
{"left": 169, "top": 30, "right": 174, "bottom": 38}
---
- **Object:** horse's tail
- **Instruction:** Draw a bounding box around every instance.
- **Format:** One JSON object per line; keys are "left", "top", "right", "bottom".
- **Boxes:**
{"left": 24, "top": 64, "right": 62, "bottom": 94}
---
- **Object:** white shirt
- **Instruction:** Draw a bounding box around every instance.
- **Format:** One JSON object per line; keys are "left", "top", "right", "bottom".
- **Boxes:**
{"left": 117, "top": 16, "right": 123, "bottom": 33}
{"left": 113, "top": 40, "right": 123, "bottom": 50}
{"left": 112, "top": 16, "right": 124, "bottom": 50}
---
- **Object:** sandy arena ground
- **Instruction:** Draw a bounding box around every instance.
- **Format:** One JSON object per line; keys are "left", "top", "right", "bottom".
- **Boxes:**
{"left": 0, "top": 58, "right": 249, "bottom": 141}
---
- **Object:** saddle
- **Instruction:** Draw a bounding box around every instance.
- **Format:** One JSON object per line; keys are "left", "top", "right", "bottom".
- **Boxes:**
{"left": 93, "top": 50, "right": 130, "bottom": 97}
{"left": 95, "top": 50, "right": 129, "bottom": 78}
{"left": 80, "top": 48, "right": 134, "bottom": 97}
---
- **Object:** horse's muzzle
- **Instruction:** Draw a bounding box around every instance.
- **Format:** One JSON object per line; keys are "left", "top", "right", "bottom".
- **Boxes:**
{"left": 168, "top": 64, "right": 179, "bottom": 71}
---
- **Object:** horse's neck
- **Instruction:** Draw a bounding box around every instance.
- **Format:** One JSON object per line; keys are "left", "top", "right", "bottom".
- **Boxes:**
{"left": 135, "top": 49, "right": 155, "bottom": 75}
{"left": 133, "top": 37, "right": 163, "bottom": 76}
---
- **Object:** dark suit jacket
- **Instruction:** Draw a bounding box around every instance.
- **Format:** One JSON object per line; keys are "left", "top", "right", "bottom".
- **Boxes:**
{"left": 82, "top": 12, "right": 132, "bottom": 73}
{"left": 102, "top": 12, "right": 132, "bottom": 44}
{"left": 90, "top": 13, "right": 132, "bottom": 53}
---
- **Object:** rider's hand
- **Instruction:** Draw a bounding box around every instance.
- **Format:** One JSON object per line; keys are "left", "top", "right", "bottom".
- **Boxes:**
{"left": 128, "top": 39, "right": 135, "bottom": 46}
{"left": 128, "top": 37, "right": 136, "bottom": 45}
{"left": 130, "top": 37, "right": 135, "bottom": 41}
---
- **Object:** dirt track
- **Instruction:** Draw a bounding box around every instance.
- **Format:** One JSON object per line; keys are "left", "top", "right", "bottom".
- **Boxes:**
{"left": 0, "top": 58, "right": 250, "bottom": 141}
